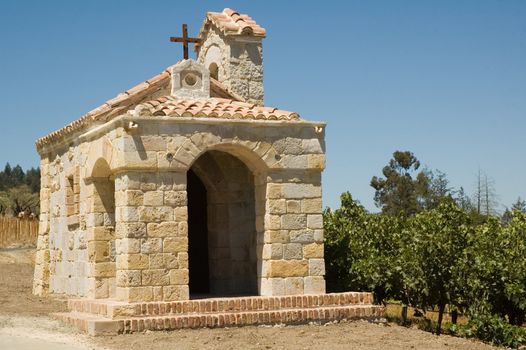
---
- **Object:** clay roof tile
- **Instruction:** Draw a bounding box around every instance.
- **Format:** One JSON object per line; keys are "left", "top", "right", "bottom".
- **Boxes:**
{"left": 197, "top": 8, "right": 266, "bottom": 41}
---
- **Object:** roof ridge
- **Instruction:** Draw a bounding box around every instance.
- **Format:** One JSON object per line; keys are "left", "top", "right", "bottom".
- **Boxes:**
{"left": 195, "top": 8, "right": 266, "bottom": 51}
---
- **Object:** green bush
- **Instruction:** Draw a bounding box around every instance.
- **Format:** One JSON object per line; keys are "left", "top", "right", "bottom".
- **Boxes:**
{"left": 449, "top": 313, "right": 526, "bottom": 348}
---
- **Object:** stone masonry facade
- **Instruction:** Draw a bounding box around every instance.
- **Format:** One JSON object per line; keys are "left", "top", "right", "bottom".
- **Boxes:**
{"left": 33, "top": 8, "right": 327, "bottom": 304}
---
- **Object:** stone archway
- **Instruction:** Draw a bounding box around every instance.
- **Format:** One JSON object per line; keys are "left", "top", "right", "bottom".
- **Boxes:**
{"left": 188, "top": 150, "right": 258, "bottom": 296}
{"left": 87, "top": 158, "right": 116, "bottom": 299}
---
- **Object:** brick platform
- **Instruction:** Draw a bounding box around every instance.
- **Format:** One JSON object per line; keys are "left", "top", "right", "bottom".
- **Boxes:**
{"left": 53, "top": 292, "right": 384, "bottom": 335}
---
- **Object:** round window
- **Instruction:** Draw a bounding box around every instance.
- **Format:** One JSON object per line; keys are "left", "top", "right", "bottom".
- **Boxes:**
{"left": 184, "top": 73, "right": 197, "bottom": 86}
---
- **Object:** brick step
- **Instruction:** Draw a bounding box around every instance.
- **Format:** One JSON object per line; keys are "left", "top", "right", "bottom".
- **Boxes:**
{"left": 54, "top": 303, "right": 384, "bottom": 336}
{"left": 67, "top": 292, "right": 374, "bottom": 319}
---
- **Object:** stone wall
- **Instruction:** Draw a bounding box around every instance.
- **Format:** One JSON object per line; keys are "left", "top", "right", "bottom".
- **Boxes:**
{"left": 197, "top": 26, "right": 264, "bottom": 105}
{"left": 34, "top": 115, "right": 326, "bottom": 302}
{"left": 114, "top": 171, "right": 189, "bottom": 302}
{"left": 34, "top": 129, "right": 122, "bottom": 298}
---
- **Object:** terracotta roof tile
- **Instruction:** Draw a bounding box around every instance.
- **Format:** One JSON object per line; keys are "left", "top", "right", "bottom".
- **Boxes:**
{"left": 133, "top": 96, "right": 300, "bottom": 121}
{"left": 196, "top": 8, "right": 266, "bottom": 50}
{"left": 35, "top": 67, "right": 173, "bottom": 150}
{"left": 35, "top": 76, "right": 300, "bottom": 151}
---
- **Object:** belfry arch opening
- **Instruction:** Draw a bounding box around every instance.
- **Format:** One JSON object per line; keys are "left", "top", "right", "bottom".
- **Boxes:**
{"left": 187, "top": 150, "right": 258, "bottom": 297}
{"left": 209, "top": 62, "right": 219, "bottom": 80}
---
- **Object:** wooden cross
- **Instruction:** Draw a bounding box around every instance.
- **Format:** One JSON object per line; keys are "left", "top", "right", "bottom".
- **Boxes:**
{"left": 169, "top": 24, "right": 201, "bottom": 59}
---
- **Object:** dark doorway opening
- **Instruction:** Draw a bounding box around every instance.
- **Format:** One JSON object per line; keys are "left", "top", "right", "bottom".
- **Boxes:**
{"left": 187, "top": 169, "right": 210, "bottom": 294}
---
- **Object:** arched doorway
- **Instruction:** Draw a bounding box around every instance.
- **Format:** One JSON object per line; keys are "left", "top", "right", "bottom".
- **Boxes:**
{"left": 187, "top": 150, "right": 258, "bottom": 297}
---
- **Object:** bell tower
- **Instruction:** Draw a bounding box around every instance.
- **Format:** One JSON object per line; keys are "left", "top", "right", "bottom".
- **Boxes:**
{"left": 195, "top": 8, "right": 266, "bottom": 106}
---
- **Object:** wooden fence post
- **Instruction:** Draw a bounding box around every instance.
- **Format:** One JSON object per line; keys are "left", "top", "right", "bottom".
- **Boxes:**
{"left": 0, "top": 215, "right": 39, "bottom": 248}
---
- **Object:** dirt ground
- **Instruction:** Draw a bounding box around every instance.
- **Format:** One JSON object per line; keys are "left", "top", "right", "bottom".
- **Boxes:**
{"left": 0, "top": 248, "right": 500, "bottom": 350}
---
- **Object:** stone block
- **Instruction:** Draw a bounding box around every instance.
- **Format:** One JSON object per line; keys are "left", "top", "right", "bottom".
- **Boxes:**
{"left": 273, "top": 137, "right": 303, "bottom": 155}
{"left": 116, "top": 222, "right": 146, "bottom": 239}
{"left": 178, "top": 222, "right": 188, "bottom": 237}
{"left": 303, "top": 243, "right": 324, "bottom": 259}
{"left": 116, "top": 270, "right": 141, "bottom": 287}
{"left": 309, "top": 259, "right": 325, "bottom": 276}
{"left": 313, "top": 229, "right": 324, "bottom": 243}
{"left": 117, "top": 286, "right": 153, "bottom": 302}
{"left": 153, "top": 286, "right": 163, "bottom": 301}
{"left": 264, "top": 215, "right": 281, "bottom": 230}
{"left": 281, "top": 214, "right": 307, "bottom": 230}
{"left": 278, "top": 155, "right": 308, "bottom": 169}
{"left": 118, "top": 190, "right": 144, "bottom": 206}
{"left": 163, "top": 254, "right": 179, "bottom": 269}
{"left": 289, "top": 229, "right": 315, "bottom": 243}
{"left": 149, "top": 253, "right": 168, "bottom": 269}
{"left": 262, "top": 243, "right": 283, "bottom": 260}
{"left": 116, "top": 253, "right": 149, "bottom": 270}
{"left": 269, "top": 260, "right": 308, "bottom": 278}
{"left": 141, "top": 238, "right": 163, "bottom": 254}
{"left": 284, "top": 277, "right": 304, "bottom": 295}
{"left": 115, "top": 238, "right": 141, "bottom": 254}
{"left": 301, "top": 198, "right": 322, "bottom": 214}
{"left": 304, "top": 276, "right": 326, "bottom": 294}
{"left": 307, "top": 154, "right": 325, "bottom": 169}
{"left": 88, "top": 241, "right": 110, "bottom": 262}
{"left": 177, "top": 252, "right": 189, "bottom": 268}
{"left": 307, "top": 214, "right": 323, "bottom": 229}
{"left": 139, "top": 206, "right": 174, "bottom": 222}
{"left": 282, "top": 183, "right": 321, "bottom": 199}
{"left": 147, "top": 222, "right": 178, "bottom": 238}
{"left": 143, "top": 191, "right": 164, "bottom": 206}
{"left": 267, "top": 199, "right": 286, "bottom": 214}
{"left": 87, "top": 226, "right": 115, "bottom": 241}
{"left": 164, "top": 191, "right": 187, "bottom": 206}
{"left": 141, "top": 135, "right": 167, "bottom": 151}
{"left": 163, "top": 285, "right": 189, "bottom": 301}
{"left": 174, "top": 206, "right": 188, "bottom": 222}
{"left": 260, "top": 277, "right": 285, "bottom": 296}
{"left": 142, "top": 269, "right": 170, "bottom": 286}
{"left": 266, "top": 184, "right": 282, "bottom": 199}
{"left": 286, "top": 200, "right": 301, "bottom": 213}
{"left": 302, "top": 139, "right": 324, "bottom": 154}
{"left": 169, "top": 269, "right": 189, "bottom": 285}
{"left": 91, "top": 262, "right": 115, "bottom": 278}
{"left": 283, "top": 243, "right": 302, "bottom": 260}
{"left": 116, "top": 206, "right": 139, "bottom": 223}
{"left": 163, "top": 237, "right": 188, "bottom": 253}
{"left": 264, "top": 230, "right": 289, "bottom": 244}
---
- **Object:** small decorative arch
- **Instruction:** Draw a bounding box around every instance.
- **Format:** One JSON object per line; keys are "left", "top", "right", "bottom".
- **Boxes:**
{"left": 85, "top": 137, "right": 115, "bottom": 179}
{"left": 91, "top": 158, "right": 112, "bottom": 179}
{"left": 86, "top": 156, "right": 116, "bottom": 299}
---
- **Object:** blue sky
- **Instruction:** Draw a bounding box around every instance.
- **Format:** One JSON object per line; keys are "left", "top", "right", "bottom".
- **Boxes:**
{"left": 0, "top": 0, "right": 524, "bottom": 211}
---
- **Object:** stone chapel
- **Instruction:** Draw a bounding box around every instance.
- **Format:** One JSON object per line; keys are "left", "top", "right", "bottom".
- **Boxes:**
{"left": 33, "top": 8, "right": 382, "bottom": 334}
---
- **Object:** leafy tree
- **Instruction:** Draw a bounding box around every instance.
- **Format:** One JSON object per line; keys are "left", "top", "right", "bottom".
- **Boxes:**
{"left": 403, "top": 202, "right": 471, "bottom": 334}
{"left": 0, "top": 163, "right": 40, "bottom": 194}
{"left": 370, "top": 151, "right": 424, "bottom": 216}
{"left": 24, "top": 167, "right": 40, "bottom": 193}
{"left": 370, "top": 151, "right": 452, "bottom": 216}
{"left": 0, "top": 163, "right": 13, "bottom": 190}
{"left": 419, "top": 168, "right": 454, "bottom": 210}
{"left": 10, "top": 165, "right": 25, "bottom": 187}
{"left": 511, "top": 197, "right": 526, "bottom": 212}
{"left": 463, "top": 213, "right": 526, "bottom": 326}
{"left": 0, "top": 185, "right": 39, "bottom": 216}
{"left": 324, "top": 193, "right": 412, "bottom": 320}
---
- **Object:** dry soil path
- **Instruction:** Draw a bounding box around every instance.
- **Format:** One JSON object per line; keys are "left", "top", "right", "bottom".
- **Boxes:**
{"left": 0, "top": 248, "right": 500, "bottom": 350}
